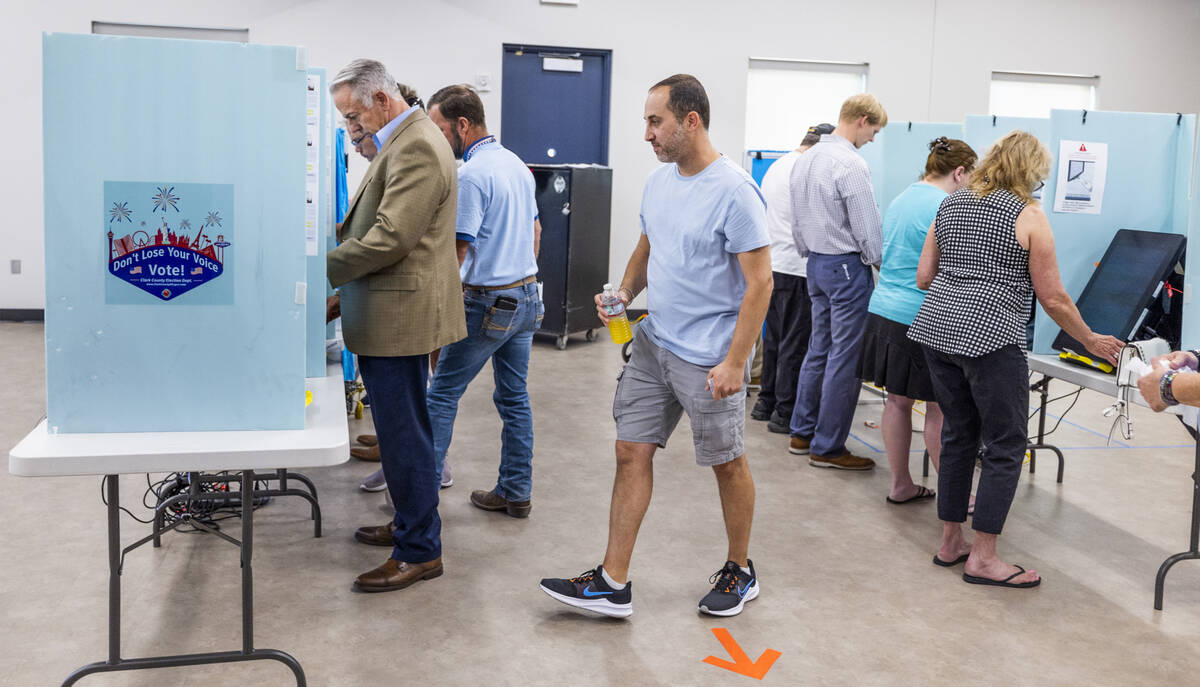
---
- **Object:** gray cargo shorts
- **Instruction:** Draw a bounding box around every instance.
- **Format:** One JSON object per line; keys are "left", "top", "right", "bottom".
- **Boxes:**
{"left": 612, "top": 327, "right": 748, "bottom": 466}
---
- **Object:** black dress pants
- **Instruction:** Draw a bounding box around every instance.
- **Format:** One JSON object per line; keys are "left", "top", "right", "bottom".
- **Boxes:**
{"left": 924, "top": 345, "right": 1028, "bottom": 535}
{"left": 759, "top": 271, "right": 812, "bottom": 421}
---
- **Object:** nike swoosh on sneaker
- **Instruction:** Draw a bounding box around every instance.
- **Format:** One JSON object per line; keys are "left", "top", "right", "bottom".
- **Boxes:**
{"left": 581, "top": 585, "right": 613, "bottom": 598}
{"left": 737, "top": 581, "right": 753, "bottom": 598}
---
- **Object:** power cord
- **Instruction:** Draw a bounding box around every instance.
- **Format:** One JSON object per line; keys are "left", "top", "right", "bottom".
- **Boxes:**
{"left": 101, "top": 472, "right": 271, "bottom": 532}
{"left": 1027, "top": 387, "right": 1084, "bottom": 439}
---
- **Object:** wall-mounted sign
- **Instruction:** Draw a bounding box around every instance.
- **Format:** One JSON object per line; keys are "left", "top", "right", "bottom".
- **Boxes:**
{"left": 104, "top": 181, "right": 234, "bottom": 304}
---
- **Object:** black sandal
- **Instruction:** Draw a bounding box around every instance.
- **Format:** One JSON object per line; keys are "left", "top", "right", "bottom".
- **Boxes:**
{"left": 933, "top": 553, "right": 969, "bottom": 567}
{"left": 887, "top": 486, "right": 935, "bottom": 505}
{"left": 963, "top": 565, "right": 1041, "bottom": 588}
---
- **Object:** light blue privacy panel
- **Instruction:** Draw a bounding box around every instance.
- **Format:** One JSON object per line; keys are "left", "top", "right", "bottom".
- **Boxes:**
{"left": 858, "top": 133, "right": 885, "bottom": 205}
{"left": 305, "top": 68, "right": 332, "bottom": 377}
{"left": 963, "top": 116, "right": 1051, "bottom": 159}
{"left": 43, "top": 33, "right": 308, "bottom": 433}
{"left": 327, "top": 128, "right": 348, "bottom": 342}
{"left": 1181, "top": 119, "right": 1200, "bottom": 350}
{"left": 876, "top": 122, "right": 964, "bottom": 212}
{"left": 1032, "top": 109, "right": 1196, "bottom": 353}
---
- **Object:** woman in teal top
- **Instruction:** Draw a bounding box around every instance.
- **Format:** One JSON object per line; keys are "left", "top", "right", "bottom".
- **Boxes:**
{"left": 857, "top": 137, "right": 976, "bottom": 504}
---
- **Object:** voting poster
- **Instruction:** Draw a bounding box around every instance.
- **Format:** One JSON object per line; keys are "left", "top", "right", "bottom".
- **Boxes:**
{"left": 1053, "top": 140, "right": 1108, "bottom": 214}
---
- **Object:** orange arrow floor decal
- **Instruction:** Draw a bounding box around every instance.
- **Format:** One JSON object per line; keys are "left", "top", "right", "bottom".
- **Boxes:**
{"left": 702, "top": 628, "right": 781, "bottom": 680}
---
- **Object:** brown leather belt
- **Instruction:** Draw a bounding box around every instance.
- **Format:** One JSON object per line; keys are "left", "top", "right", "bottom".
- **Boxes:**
{"left": 463, "top": 275, "right": 537, "bottom": 292}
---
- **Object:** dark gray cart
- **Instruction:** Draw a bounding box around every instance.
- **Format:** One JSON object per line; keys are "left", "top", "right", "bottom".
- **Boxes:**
{"left": 531, "top": 165, "right": 612, "bottom": 349}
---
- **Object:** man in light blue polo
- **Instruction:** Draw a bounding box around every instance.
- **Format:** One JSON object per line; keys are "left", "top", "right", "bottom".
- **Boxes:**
{"left": 426, "top": 84, "right": 543, "bottom": 519}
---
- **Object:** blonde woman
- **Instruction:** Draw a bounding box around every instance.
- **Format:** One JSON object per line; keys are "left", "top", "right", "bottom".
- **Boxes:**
{"left": 908, "top": 131, "right": 1122, "bottom": 588}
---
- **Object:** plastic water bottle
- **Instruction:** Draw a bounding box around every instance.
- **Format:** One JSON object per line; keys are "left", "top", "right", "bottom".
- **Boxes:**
{"left": 601, "top": 283, "right": 632, "bottom": 344}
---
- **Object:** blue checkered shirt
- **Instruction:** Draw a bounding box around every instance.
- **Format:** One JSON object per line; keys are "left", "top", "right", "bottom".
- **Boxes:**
{"left": 788, "top": 133, "right": 882, "bottom": 266}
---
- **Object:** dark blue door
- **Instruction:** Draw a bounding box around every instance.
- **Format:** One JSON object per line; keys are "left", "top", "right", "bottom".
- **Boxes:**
{"left": 501, "top": 44, "right": 611, "bottom": 165}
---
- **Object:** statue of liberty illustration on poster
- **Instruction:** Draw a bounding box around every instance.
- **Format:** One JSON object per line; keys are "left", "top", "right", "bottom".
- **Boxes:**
{"left": 104, "top": 181, "right": 234, "bottom": 304}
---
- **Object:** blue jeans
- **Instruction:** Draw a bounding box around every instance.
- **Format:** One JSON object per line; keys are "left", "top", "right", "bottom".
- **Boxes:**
{"left": 427, "top": 281, "right": 542, "bottom": 502}
{"left": 357, "top": 354, "right": 441, "bottom": 563}
{"left": 790, "top": 253, "right": 874, "bottom": 456}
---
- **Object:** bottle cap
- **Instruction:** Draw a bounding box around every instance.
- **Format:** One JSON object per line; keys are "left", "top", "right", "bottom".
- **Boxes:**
{"left": 603, "top": 282, "right": 613, "bottom": 291}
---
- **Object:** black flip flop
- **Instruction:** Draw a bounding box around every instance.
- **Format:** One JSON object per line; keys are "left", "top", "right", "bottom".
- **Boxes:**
{"left": 933, "top": 553, "right": 969, "bottom": 567}
{"left": 887, "top": 486, "right": 935, "bottom": 505}
{"left": 963, "top": 565, "right": 1041, "bottom": 588}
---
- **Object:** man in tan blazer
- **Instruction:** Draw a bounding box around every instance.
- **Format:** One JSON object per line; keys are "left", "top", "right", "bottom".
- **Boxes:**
{"left": 326, "top": 59, "right": 466, "bottom": 593}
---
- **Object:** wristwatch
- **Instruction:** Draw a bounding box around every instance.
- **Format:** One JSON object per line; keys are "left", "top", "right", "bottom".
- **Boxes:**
{"left": 1160, "top": 369, "right": 1181, "bottom": 406}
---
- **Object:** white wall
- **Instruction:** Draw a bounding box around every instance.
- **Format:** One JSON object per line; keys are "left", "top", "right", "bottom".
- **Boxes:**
{"left": 5, "top": 0, "right": 1200, "bottom": 309}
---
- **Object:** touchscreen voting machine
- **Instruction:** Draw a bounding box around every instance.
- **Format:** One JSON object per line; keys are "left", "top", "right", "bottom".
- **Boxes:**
{"left": 1053, "top": 229, "right": 1186, "bottom": 372}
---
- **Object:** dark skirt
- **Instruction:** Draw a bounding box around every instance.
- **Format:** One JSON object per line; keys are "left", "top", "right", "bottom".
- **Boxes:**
{"left": 857, "top": 312, "right": 936, "bottom": 402}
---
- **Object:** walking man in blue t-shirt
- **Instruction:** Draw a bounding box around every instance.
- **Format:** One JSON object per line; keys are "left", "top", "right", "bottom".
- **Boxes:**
{"left": 539, "top": 75, "right": 773, "bottom": 618}
{"left": 425, "top": 85, "right": 544, "bottom": 518}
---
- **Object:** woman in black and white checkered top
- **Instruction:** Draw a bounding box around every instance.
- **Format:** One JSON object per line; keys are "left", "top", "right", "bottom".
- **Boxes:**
{"left": 908, "top": 131, "right": 1122, "bottom": 589}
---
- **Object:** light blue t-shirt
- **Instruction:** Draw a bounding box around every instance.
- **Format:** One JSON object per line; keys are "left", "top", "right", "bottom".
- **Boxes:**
{"left": 456, "top": 138, "right": 540, "bottom": 286}
{"left": 868, "top": 182, "right": 947, "bottom": 326}
{"left": 640, "top": 155, "right": 769, "bottom": 367}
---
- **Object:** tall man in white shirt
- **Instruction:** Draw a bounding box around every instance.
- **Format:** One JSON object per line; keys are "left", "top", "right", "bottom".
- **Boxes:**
{"left": 788, "top": 94, "right": 887, "bottom": 471}
{"left": 753, "top": 123, "right": 833, "bottom": 434}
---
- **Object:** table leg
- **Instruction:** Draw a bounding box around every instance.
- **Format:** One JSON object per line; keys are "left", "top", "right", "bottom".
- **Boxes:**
{"left": 62, "top": 472, "right": 308, "bottom": 686}
{"left": 106, "top": 475, "right": 120, "bottom": 665}
{"left": 242, "top": 470, "right": 254, "bottom": 654}
{"left": 1027, "top": 376, "right": 1065, "bottom": 483}
{"left": 1154, "top": 441, "right": 1200, "bottom": 610}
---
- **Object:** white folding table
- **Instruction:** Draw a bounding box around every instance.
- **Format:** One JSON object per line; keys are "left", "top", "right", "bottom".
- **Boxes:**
{"left": 8, "top": 373, "right": 348, "bottom": 686}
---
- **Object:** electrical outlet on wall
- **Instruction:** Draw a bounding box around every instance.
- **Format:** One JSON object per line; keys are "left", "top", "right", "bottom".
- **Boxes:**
{"left": 475, "top": 73, "right": 492, "bottom": 92}
{"left": 9, "top": 259, "right": 19, "bottom": 274}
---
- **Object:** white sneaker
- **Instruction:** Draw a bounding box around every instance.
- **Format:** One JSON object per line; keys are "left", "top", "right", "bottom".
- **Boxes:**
{"left": 359, "top": 468, "right": 387, "bottom": 492}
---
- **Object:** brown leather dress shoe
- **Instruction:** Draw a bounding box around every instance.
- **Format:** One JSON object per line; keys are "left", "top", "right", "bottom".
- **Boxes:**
{"left": 356, "top": 434, "right": 379, "bottom": 447}
{"left": 350, "top": 444, "right": 381, "bottom": 461}
{"left": 354, "top": 557, "right": 443, "bottom": 593}
{"left": 809, "top": 451, "right": 875, "bottom": 471}
{"left": 788, "top": 435, "right": 812, "bottom": 455}
{"left": 470, "top": 489, "right": 532, "bottom": 518}
{"left": 354, "top": 523, "right": 395, "bottom": 546}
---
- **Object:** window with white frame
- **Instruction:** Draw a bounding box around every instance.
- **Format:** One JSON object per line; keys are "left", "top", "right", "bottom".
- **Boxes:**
{"left": 744, "top": 58, "right": 867, "bottom": 152}
{"left": 92, "top": 21, "right": 249, "bottom": 42}
{"left": 988, "top": 71, "right": 1098, "bottom": 118}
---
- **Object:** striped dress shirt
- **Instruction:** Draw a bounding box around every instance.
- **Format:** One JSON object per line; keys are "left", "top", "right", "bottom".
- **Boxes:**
{"left": 788, "top": 133, "right": 883, "bottom": 266}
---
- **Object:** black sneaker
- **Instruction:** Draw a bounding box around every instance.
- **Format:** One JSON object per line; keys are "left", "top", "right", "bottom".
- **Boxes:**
{"left": 766, "top": 417, "right": 790, "bottom": 434}
{"left": 539, "top": 566, "right": 632, "bottom": 618}
{"left": 750, "top": 398, "right": 774, "bottom": 421}
{"left": 698, "top": 560, "right": 759, "bottom": 617}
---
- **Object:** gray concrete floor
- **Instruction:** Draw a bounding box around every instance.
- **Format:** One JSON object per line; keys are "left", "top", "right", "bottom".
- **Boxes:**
{"left": 3, "top": 320, "right": 1200, "bottom": 686}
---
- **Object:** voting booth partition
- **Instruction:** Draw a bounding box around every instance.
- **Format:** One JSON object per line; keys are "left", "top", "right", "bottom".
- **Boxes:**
{"left": 1031, "top": 109, "right": 1197, "bottom": 353}
{"left": 757, "top": 111, "right": 1198, "bottom": 356}
{"left": 43, "top": 33, "right": 323, "bottom": 433}
{"left": 305, "top": 67, "right": 334, "bottom": 378}
{"left": 868, "top": 121, "right": 966, "bottom": 212}
{"left": 29, "top": 34, "right": 346, "bottom": 685}
{"left": 1191, "top": 141, "right": 1200, "bottom": 350}
{"left": 963, "top": 115, "right": 1052, "bottom": 159}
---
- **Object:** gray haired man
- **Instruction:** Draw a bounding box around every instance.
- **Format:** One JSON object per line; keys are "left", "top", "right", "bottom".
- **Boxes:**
{"left": 326, "top": 59, "right": 465, "bottom": 593}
